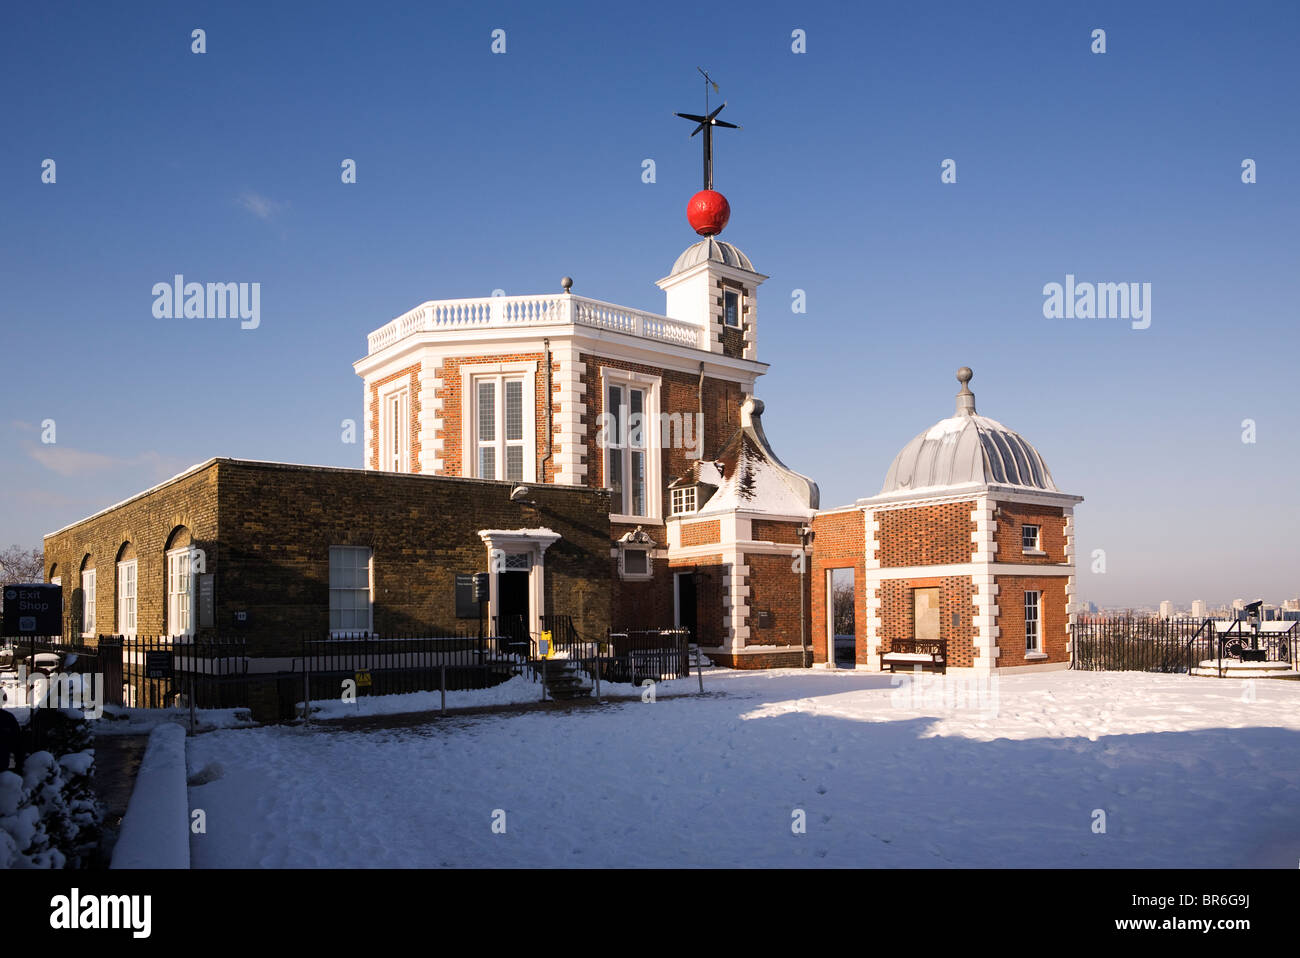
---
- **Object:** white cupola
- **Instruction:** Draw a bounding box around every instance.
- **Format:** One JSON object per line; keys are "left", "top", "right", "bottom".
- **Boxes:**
{"left": 656, "top": 237, "right": 766, "bottom": 359}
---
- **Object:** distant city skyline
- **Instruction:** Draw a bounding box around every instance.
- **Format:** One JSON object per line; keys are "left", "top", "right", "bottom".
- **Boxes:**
{"left": 1, "top": 2, "right": 1297, "bottom": 607}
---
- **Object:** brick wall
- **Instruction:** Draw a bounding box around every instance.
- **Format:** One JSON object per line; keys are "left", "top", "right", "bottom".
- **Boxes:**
{"left": 46, "top": 460, "right": 612, "bottom": 658}
{"left": 751, "top": 519, "right": 800, "bottom": 544}
{"left": 432, "top": 352, "right": 546, "bottom": 479}
{"left": 745, "top": 552, "right": 807, "bottom": 649}
{"left": 579, "top": 354, "right": 746, "bottom": 495}
{"left": 992, "top": 502, "right": 1067, "bottom": 565}
{"left": 367, "top": 363, "right": 423, "bottom": 472}
{"left": 668, "top": 553, "right": 724, "bottom": 647}
{"left": 810, "top": 510, "right": 866, "bottom": 664}
{"left": 993, "top": 575, "right": 1069, "bottom": 666}
{"left": 877, "top": 574, "right": 980, "bottom": 668}
{"left": 680, "top": 519, "right": 721, "bottom": 546}
{"left": 43, "top": 463, "right": 221, "bottom": 639}
{"left": 877, "top": 501, "right": 976, "bottom": 567}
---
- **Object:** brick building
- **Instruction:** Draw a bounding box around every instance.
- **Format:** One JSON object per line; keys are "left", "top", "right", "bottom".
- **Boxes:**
{"left": 353, "top": 236, "right": 818, "bottom": 668}
{"left": 810, "top": 368, "right": 1083, "bottom": 673}
{"left": 39, "top": 179, "right": 1078, "bottom": 674}
{"left": 42, "top": 459, "right": 612, "bottom": 660}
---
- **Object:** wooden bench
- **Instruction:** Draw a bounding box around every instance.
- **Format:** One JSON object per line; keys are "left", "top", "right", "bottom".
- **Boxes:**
{"left": 881, "top": 639, "right": 948, "bottom": 675}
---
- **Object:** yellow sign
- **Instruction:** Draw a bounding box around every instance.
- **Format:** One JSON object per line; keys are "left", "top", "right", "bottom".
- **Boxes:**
{"left": 355, "top": 670, "right": 372, "bottom": 688}
{"left": 539, "top": 630, "right": 553, "bottom": 658}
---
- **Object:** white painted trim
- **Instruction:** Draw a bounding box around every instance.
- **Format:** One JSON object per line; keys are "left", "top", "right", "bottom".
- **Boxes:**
{"left": 478, "top": 529, "right": 560, "bottom": 636}
{"left": 601, "top": 366, "right": 663, "bottom": 522}
{"left": 460, "top": 361, "right": 538, "bottom": 483}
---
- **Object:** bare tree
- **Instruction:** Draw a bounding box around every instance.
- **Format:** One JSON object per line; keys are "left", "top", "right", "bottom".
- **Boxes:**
{"left": 0, "top": 544, "right": 45, "bottom": 584}
{"left": 832, "top": 582, "right": 855, "bottom": 635}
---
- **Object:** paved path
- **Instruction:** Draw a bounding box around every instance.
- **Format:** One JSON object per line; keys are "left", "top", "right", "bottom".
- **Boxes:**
{"left": 90, "top": 732, "right": 149, "bottom": 868}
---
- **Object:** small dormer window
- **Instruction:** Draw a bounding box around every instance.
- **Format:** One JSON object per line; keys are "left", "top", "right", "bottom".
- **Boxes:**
{"left": 670, "top": 487, "right": 698, "bottom": 516}
{"left": 723, "top": 289, "right": 741, "bottom": 328}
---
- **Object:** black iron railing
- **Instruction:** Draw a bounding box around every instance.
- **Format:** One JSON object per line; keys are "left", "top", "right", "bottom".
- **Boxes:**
{"left": 297, "top": 629, "right": 526, "bottom": 700}
{"left": 98, "top": 635, "right": 250, "bottom": 708}
{"left": 1069, "top": 617, "right": 1209, "bottom": 673}
{"left": 1071, "top": 616, "right": 1299, "bottom": 676}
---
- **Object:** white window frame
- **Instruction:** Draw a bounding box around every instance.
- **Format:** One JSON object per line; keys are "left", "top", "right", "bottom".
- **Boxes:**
{"left": 1022, "top": 523, "right": 1043, "bottom": 555}
{"left": 166, "top": 547, "right": 196, "bottom": 638}
{"left": 601, "top": 368, "right": 661, "bottom": 522}
{"left": 618, "top": 545, "right": 653, "bottom": 581}
{"left": 460, "top": 361, "right": 537, "bottom": 482}
{"left": 1025, "top": 590, "right": 1042, "bottom": 653}
{"left": 722, "top": 287, "right": 743, "bottom": 329}
{"left": 381, "top": 384, "right": 411, "bottom": 473}
{"left": 81, "top": 568, "right": 96, "bottom": 637}
{"left": 670, "top": 486, "right": 697, "bottom": 516}
{"left": 116, "top": 559, "right": 137, "bottom": 637}
{"left": 329, "top": 546, "right": 373, "bottom": 636}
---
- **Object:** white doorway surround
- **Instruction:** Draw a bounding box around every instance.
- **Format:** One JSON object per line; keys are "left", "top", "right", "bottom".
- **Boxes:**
{"left": 477, "top": 528, "right": 561, "bottom": 636}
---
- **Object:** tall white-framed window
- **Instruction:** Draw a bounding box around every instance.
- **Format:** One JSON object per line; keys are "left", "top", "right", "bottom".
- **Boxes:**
{"left": 116, "top": 560, "right": 137, "bottom": 637}
{"left": 329, "top": 546, "right": 373, "bottom": 635}
{"left": 474, "top": 376, "right": 526, "bottom": 481}
{"left": 382, "top": 385, "right": 411, "bottom": 473}
{"left": 602, "top": 369, "right": 660, "bottom": 520}
{"left": 1025, "top": 590, "right": 1041, "bottom": 652}
{"left": 461, "top": 362, "right": 536, "bottom": 483}
{"left": 166, "top": 547, "right": 195, "bottom": 637}
{"left": 81, "top": 568, "right": 96, "bottom": 637}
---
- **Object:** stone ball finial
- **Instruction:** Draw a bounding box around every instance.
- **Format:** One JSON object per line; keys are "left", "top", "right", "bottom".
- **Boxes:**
{"left": 957, "top": 366, "right": 973, "bottom": 385}
{"left": 561, "top": 276, "right": 573, "bottom": 292}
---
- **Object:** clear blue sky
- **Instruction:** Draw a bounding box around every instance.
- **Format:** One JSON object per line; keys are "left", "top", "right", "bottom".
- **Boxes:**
{"left": 2, "top": 0, "right": 1296, "bottom": 608}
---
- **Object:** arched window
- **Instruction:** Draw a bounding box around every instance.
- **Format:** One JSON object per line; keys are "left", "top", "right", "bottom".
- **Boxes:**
{"left": 116, "top": 542, "right": 137, "bottom": 637}
{"left": 164, "top": 526, "right": 195, "bottom": 638}
{"left": 79, "top": 554, "right": 96, "bottom": 637}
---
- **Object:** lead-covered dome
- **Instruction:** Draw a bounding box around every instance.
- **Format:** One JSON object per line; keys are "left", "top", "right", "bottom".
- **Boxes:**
{"left": 879, "top": 368, "right": 1058, "bottom": 495}
{"left": 670, "top": 237, "right": 754, "bottom": 276}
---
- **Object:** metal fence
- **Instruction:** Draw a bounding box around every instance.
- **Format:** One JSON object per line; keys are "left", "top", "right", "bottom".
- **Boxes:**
{"left": 3, "top": 617, "right": 696, "bottom": 716}
{"left": 1, "top": 634, "right": 249, "bottom": 711}
{"left": 98, "top": 635, "right": 250, "bottom": 708}
{"left": 295, "top": 629, "right": 525, "bottom": 700}
{"left": 1070, "top": 617, "right": 1298, "bottom": 675}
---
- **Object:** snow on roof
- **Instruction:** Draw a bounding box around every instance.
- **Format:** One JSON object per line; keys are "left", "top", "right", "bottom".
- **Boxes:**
{"left": 694, "top": 398, "right": 818, "bottom": 518}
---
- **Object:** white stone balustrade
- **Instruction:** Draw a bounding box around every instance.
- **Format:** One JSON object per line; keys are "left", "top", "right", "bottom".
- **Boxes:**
{"left": 366, "top": 294, "right": 704, "bottom": 354}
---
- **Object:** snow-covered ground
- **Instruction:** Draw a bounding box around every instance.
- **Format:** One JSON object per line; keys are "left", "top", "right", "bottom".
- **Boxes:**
{"left": 185, "top": 669, "right": 1300, "bottom": 868}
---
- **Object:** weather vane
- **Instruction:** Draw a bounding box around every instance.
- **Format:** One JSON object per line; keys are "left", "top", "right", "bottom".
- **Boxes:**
{"left": 674, "top": 67, "right": 741, "bottom": 191}
{"left": 674, "top": 68, "right": 741, "bottom": 236}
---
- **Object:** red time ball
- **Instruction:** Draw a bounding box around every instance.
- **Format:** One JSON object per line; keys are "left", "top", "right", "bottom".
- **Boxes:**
{"left": 686, "top": 190, "right": 730, "bottom": 236}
